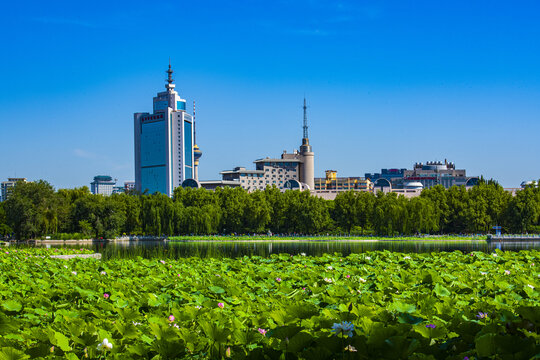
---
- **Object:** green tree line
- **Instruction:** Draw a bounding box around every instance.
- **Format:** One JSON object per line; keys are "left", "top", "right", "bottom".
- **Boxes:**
{"left": 1, "top": 180, "right": 539, "bottom": 240}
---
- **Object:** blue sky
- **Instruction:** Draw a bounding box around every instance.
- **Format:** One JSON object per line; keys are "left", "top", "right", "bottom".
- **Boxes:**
{"left": 1, "top": 0, "right": 539, "bottom": 188}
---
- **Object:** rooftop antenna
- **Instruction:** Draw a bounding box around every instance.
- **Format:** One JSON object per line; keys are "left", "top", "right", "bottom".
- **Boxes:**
{"left": 193, "top": 100, "right": 196, "bottom": 144}
{"left": 166, "top": 58, "right": 174, "bottom": 85}
{"left": 303, "top": 97, "right": 308, "bottom": 139}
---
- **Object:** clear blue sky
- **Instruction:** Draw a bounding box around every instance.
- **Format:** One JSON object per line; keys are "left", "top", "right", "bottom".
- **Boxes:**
{"left": 1, "top": 0, "right": 539, "bottom": 188}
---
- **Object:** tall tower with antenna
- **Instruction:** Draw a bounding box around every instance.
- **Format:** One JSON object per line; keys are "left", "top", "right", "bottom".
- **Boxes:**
{"left": 193, "top": 100, "right": 202, "bottom": 181}
{"left": 134, "top": 61, "right": 195, "bottom": 196}
{"left": 299, "top": 98, "right": 315, "bottom": 190}
{"left": 303, "top": 98, "right": 309, "bottom": 139}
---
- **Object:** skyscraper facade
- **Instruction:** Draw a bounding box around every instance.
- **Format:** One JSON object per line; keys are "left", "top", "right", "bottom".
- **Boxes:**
{"left": 134, "top": 64, "right": 194, "bottom": 196}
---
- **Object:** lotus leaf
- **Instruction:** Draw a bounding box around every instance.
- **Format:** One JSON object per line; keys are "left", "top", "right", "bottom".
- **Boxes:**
{"left": 0, "top": 248, "right": 538, "bottom": 358}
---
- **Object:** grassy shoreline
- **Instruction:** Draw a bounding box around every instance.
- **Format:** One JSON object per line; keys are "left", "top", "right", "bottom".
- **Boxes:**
{"left": 167, "top": 235, "right": 488, "bottom": 242}
{"left": 5, "top": 235, "right": 489, "bottom": 244}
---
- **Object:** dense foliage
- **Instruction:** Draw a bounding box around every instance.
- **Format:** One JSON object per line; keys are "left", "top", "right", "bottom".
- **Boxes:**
{"left": 168, "top": 235, "right": 484, "bottom": 242}
{"left": 0, "top": 249, "right": 539, "bottom": 359}
{"left": 1, "top": 180, "right": 540, "bottom": 239}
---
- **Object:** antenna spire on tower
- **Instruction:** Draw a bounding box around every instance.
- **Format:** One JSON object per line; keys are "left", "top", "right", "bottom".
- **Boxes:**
{"left": 193, "top": 100, "right": 196, "bottom": 144}
{"left": 303, "top": 97, "right": 308, "bottom": 139}
{"left": 166, "top": 59, "right": 174, "bottom": 85}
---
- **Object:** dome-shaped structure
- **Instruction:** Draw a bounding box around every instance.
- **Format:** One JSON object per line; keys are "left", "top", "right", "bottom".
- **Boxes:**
{"left": 403, "top": 181, "right": 424, "bottom": 190}
{"left": 374, "top": 178, "right": 392, "bottom": 188}
{"left": 283, "top": 179, "right": 303, "bottom": 190}
{"left": 465, "top": 177, "right": 480, "bottom": 187}
{"left": 193, "top": 144, "right": 202, "bottom": 162}
{"left": 181, "top": 178, "right": 201, "bottom": 189}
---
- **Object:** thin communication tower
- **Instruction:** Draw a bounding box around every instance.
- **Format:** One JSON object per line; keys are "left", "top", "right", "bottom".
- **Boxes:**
{"left": 193, "top": 100, "right": 196, "bottom": 144}
{"left": 303, "top": 98, "right": 308, "bottom": 139}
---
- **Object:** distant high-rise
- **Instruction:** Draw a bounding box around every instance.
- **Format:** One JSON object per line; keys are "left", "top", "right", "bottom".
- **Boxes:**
{"left": 134, "top": 63, "right": 195, "bottom": 196}
{"left": 1, "top": 178, "right": 27, "bottom": 202}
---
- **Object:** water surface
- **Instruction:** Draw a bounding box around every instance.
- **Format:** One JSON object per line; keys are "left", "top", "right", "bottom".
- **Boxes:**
{"left": 44, "top": 240, "right": 540, "bottom": 259}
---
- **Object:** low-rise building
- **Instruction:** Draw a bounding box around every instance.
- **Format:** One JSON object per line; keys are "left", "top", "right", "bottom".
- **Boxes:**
{"left": 124, "top": 181, "right": 135, "bottom": 192}
{"left": 403, "top": 161, "right": 478, "bottom": 188}
{"left": 310, "top": 170, "right": 373, "bottom": 200}
{"left": 112, "top": 186, "right": 125, "bottom": 194}
{"left": 221, "top": 154, "right": 304, "bottom": 192}
{"left": 314, "top": 170, "right": 372, "bottom": 191}
{"left": 90, "top": 176, "right": 116, "bottom": 196}
{"left": 365, "top": 168, "right": 406, "bottom": 184}
{"left": 366, "top": 160, "right": 479, "bottom": 190}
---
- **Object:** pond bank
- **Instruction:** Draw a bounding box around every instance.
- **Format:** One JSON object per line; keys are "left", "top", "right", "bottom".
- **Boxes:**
{"left": 5, "top": 236, "right": 488, "bottom": 245}
{"left": 50, "top": 253, "right": 102, "bottom": 259}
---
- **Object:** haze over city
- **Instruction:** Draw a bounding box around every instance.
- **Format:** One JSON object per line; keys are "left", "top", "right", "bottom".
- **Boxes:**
{"left": 2, "top": 0, "right": 540, "bottom": 188}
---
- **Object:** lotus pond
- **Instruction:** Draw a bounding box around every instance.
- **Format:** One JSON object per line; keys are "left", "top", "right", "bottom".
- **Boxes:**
{"left": 1, "top": 249, "right": 539, "bottom": 359}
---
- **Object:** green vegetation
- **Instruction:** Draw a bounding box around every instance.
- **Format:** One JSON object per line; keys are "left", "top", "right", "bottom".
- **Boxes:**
{"left": 1, "top": 180, "right": 540, "bottom": 240}
{"left": 0, "top": 249, "right": 539, "bottom": 358}
{"left": 168, "top": 235, "right": 486, "bottom": 242}
{"left": 0, "top": 248, "right": 93, "bottom": 256}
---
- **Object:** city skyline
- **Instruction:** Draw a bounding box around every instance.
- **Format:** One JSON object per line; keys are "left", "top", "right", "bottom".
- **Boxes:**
{"left": 2, "top": 1, "right": 540, "bottom": 189}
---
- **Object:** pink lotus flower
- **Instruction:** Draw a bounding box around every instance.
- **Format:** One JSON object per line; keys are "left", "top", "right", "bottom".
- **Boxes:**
{"left": 346, "top": 275, "right": 350, "bottom": 278}
{"left": 103, "top": 293, "right": 110, "bottom": 299}
{"left": 217, "top": 302, "right": 224, "bottom": 309}
{"left": 276, "top": 277, "right": 281, "bottom": 282}
{"left": 476, "top": 312, "right": 488, "bottom": 319}
{"left": 168, "top": 315, "right": 175, "bottom": 322}
{"left": 258, "top": 328, "right": 267, "bottom": 336}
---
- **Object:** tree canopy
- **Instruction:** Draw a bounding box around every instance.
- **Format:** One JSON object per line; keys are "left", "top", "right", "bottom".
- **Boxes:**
{"left": 1, "top": 180, "right": 539, "bottom": 239}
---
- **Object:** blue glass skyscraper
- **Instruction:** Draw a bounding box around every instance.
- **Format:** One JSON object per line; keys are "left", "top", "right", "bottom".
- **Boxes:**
{"left": 134, "top": 64, "right": 194, "bottom": 196}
